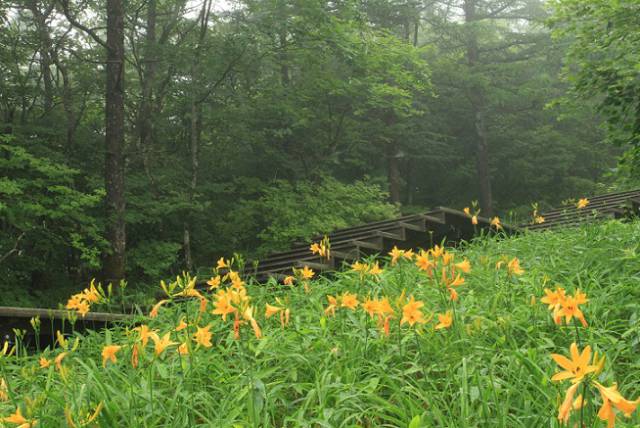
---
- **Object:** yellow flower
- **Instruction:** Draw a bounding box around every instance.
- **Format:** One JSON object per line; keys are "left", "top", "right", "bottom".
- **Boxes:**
{"left": 471, "top": 215, "right": 478, "bottom": 225}
{"left": 216, "top": 257, "right": 228, "bottom": 269}
{"left": 593, "top": 381, "right": 640, "bottom": 426}
{"left": 402, "top": 249, "right": 414, "bottom": 260}
{"left": 152, "top": 333, "right": 177, "bottom": 356}
{"left": 242, "top": 307, "right": 262, "bottom": 339}
{"left": 435, "top": 311, "right": 453, "bottom": 330}
{"left": 551, "top": 342, "right": 596, "bottom": 383}
{"left": 149, "top": 299, "right": 168, "bottom": 318}
{"left": 134, "top": 325, "right": 157, "bottom": 348}
{"left": 368, "top": 261, "right": 383, "bottom": 276}
{"left": 131, "top": 344, "right": 140, "bottom": 368}
{"left": 415, "top": 251, "right": 434, "bottom": 274}
{"left": 507, "top": 258, "right": 524, "bottom": 276}
{"left": 300, "top": 266, "right": 315, "bottom": 280}
{"left": 2, "top": 406, "right": 37, "bottom": 427}
{"left": 341, "top": 292, "right": 359, "bottom": 310}
{"left": 558, "top": 382, "right": 581, "bottom": 423}
{"left": 430, "top": 245, "right": 444, "bottom": 259}
{"left": 577, "top": 198, "right": 589, "bottom": 209}
{"left": 283, "top": 275, "right": 295, "bottom": 286}
{"left": 38, "top": 357, "right": 51, "bottom": 369}
{"left": 177, "top": 342, "right": 189, "bottom": 355}
{"left": 534, "top": 215, "right": 545, "bottom": 224}
{"left": 101, "top": 345, "right": 121, "bottom": 367}
{"left": 0, "top": 378, "right": 7, "bottom": 402}
{"left": 388, "top": 246, "right": 404, "bottom": 265}
{"left": 325, "top": 295, "right": 338, "bottom": 317}
{"left": 211, "top": 294, "right": 236, "bottom": 321}
{"left": 540, "top": 287, "right": 566, "bottom": 310}
{"left": 400, "top": 296, "right": 427, "bottom": 327}
{"left": 454, "top": 259, "right": 471, "bottom": 273}
{"left": 362, "top": 298, "right": 380, "bottom": 318}
{"left": 463, "top": 207, "right": 471, "bottom": 216}
{"left": 54, "top": 352, "right": 67, "bottom": 371}
{"left": 207, "top": 275, "right": 221, "bottom": 290}
{"left": 265, "top": 303, "right": 283, "bottom": 318}
{"left": 556, "top": 295, "right": 588, "bottom": 327}
{"left": 490, "top": 216, "right": 502, "bottom": 230}
{"left": 193, "top": 325, "right": 213, "bottom": 348}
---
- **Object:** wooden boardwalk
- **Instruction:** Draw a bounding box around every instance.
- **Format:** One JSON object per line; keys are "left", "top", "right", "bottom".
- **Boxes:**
{"left": 0, "top": 306, "right": 132, "bottom": 344}
{"left": 3, "top": 188, "right": 637, "bottom": 339}
{"left": 251, "top": 206, "right": 515, "bottom": 281}
{"left": 521, "top": 188, "right": 640, "bottom": 231}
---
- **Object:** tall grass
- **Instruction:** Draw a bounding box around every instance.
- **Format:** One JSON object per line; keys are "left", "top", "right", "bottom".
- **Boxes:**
{"left": 1, "top": 220, "right": 639, "bottom": 427}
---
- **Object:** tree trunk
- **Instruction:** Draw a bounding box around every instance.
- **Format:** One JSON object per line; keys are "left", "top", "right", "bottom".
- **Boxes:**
{"left": 182, "top": 0, "right": 210, "bottom": 271}
{"left": 387, "top": 142, "right": 401, "bottom": 205}
{"left": 103, "top": 0, "right": 126, "bottom": 284}
{"left": 27, "top": 1, "right": 54, "bottom": 113}
{"left": 464, "top": 0, "right": 493, "bottom": 216}
{"left": 137, "top": 0, "right": 157, "bottom": 187}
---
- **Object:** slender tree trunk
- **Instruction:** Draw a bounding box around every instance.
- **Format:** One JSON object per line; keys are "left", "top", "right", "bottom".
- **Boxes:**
{"left": 56, "top": 61, "right": 76, "bottom": 150}
{"left": 103, "top": 0, "right": 126, "bottom": 283}
{"left": 464, "top": 0, "right": 493, "bottom": 216}
{"left": 27, "top": 1, "right": 54, "bottom": 113}
{"left": 182, "top": 0, "right": 211, "bottom": 271}
{"left": 137, "top": 0, "right": 157, "bottom": 187}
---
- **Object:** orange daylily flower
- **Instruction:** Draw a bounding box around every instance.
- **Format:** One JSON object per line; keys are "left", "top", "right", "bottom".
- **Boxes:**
{"left": 134, "top": 325, "right": 157, "bottom": 347}
{"left": 551, "top": 342, "right": 596, "bottom": 383}
{"left": 175, "top": 318, "right": 188, "bottom": 332}
{"left": 152, "top": 333, "right": 177, "bottom": 356}
{"left": 193, "top": 325, "right": 213, "bottom": 348}
{"left": 415, "top": 252, "right": 435, "bottom": 274}
{"left": 101, "top": 345, "right": 121, "bottom": 367}
{"left": 490, "top": 216, "right": 502, "bottom": 230}
{"left": 54, "top": 352, "right": 67, "bottom": 371}
{"left": 540, "top": 287, "right": 566, "bottom": 310}
{"left": 362, "top": 298, "right": 380, "bottom": 318}
{"left": 216, "top": 257, "right": 228, "bottom": 269}
{"left": 507, "top": 258, "right": 524, "bottom": 276}
{"left": 211, "top": 294, "right": 236, "bottom": 321}
{"left": 435, "top": 311, "right": 453, "bottom": 330}
{"left": 556, "top": 295, "right": 588, "bottom": 327}
{"left": 400, "top": 296, "right": 427, "bottom": 327}
{"left": 3, "top": 406, "right": 37, "bottom": 427}
{"left": 577, "top": 198, "right": 589, "bottom": 209}
{"left": 149, "top": 299, "right": 168, "bottom": 318}
{"left": 38, "top": 357, "right": 51, "bottom": 369}
{"left": 325, "top": 296, "right": 338, "bottom": 317}
{"left": 300, "top": 266, "right": 315, "bottom": 280}
{"left": 558, "top": 382, "right": 581, "bottom": 423}
{"left": 368, "top": 261, "right": 383, "bottom": 276}
{"left": 207, "top": 275, "right": 221, "bottom": 290}
{"left": 0, "top": 378, "right": 8, "bottom": 402}
{"left": 455, "top": 259, "right": 471, "bottom": 273}
{"left": 341, "top": 292, "right": 359, "bottom": 310}
{"left": 283, "top": 275, "right": 295, "bottom": 286}
{"left": 265, "top": 303, "right": 282, "bottom": 318}
{"left": 593, "top": 381, "right": 640, "bottom": 427}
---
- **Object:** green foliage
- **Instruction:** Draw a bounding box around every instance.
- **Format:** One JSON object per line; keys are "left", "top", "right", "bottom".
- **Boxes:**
{"left": 222, "top": 177, "right": 398, "bottom": 256}
{"left": 2, "top": 221, "right": 640, "bottom": 426}
{"left": 0, "top": 136, "right": 105, "bottom": 301}
{"left": 0, "top": 0, "right": 625, "bottom": 302}
{"left": 549, "top": 0, "right": 640, "bottom": 172}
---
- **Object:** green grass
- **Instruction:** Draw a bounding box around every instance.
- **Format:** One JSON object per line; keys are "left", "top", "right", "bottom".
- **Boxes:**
{"left": 1, "top": 220, "right": 640, "bottom": 427}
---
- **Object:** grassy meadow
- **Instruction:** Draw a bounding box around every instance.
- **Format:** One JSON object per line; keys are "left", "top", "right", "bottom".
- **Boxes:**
{"left": 1, "top": 220, "right": 640, "bottom": 427}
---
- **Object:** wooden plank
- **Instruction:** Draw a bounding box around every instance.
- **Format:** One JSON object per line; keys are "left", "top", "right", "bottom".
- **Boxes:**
{"left": 0, "top": 306, "right": 131, "bottom": 322}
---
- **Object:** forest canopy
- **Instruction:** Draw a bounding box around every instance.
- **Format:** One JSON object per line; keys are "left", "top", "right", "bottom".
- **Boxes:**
{"left": 0, "top": 0, "right": 635, "bottom": 302}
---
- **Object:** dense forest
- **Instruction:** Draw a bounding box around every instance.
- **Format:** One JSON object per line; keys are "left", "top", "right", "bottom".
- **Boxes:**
{"left": 1, "top": 0, "right": 637, "bottom": 301}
